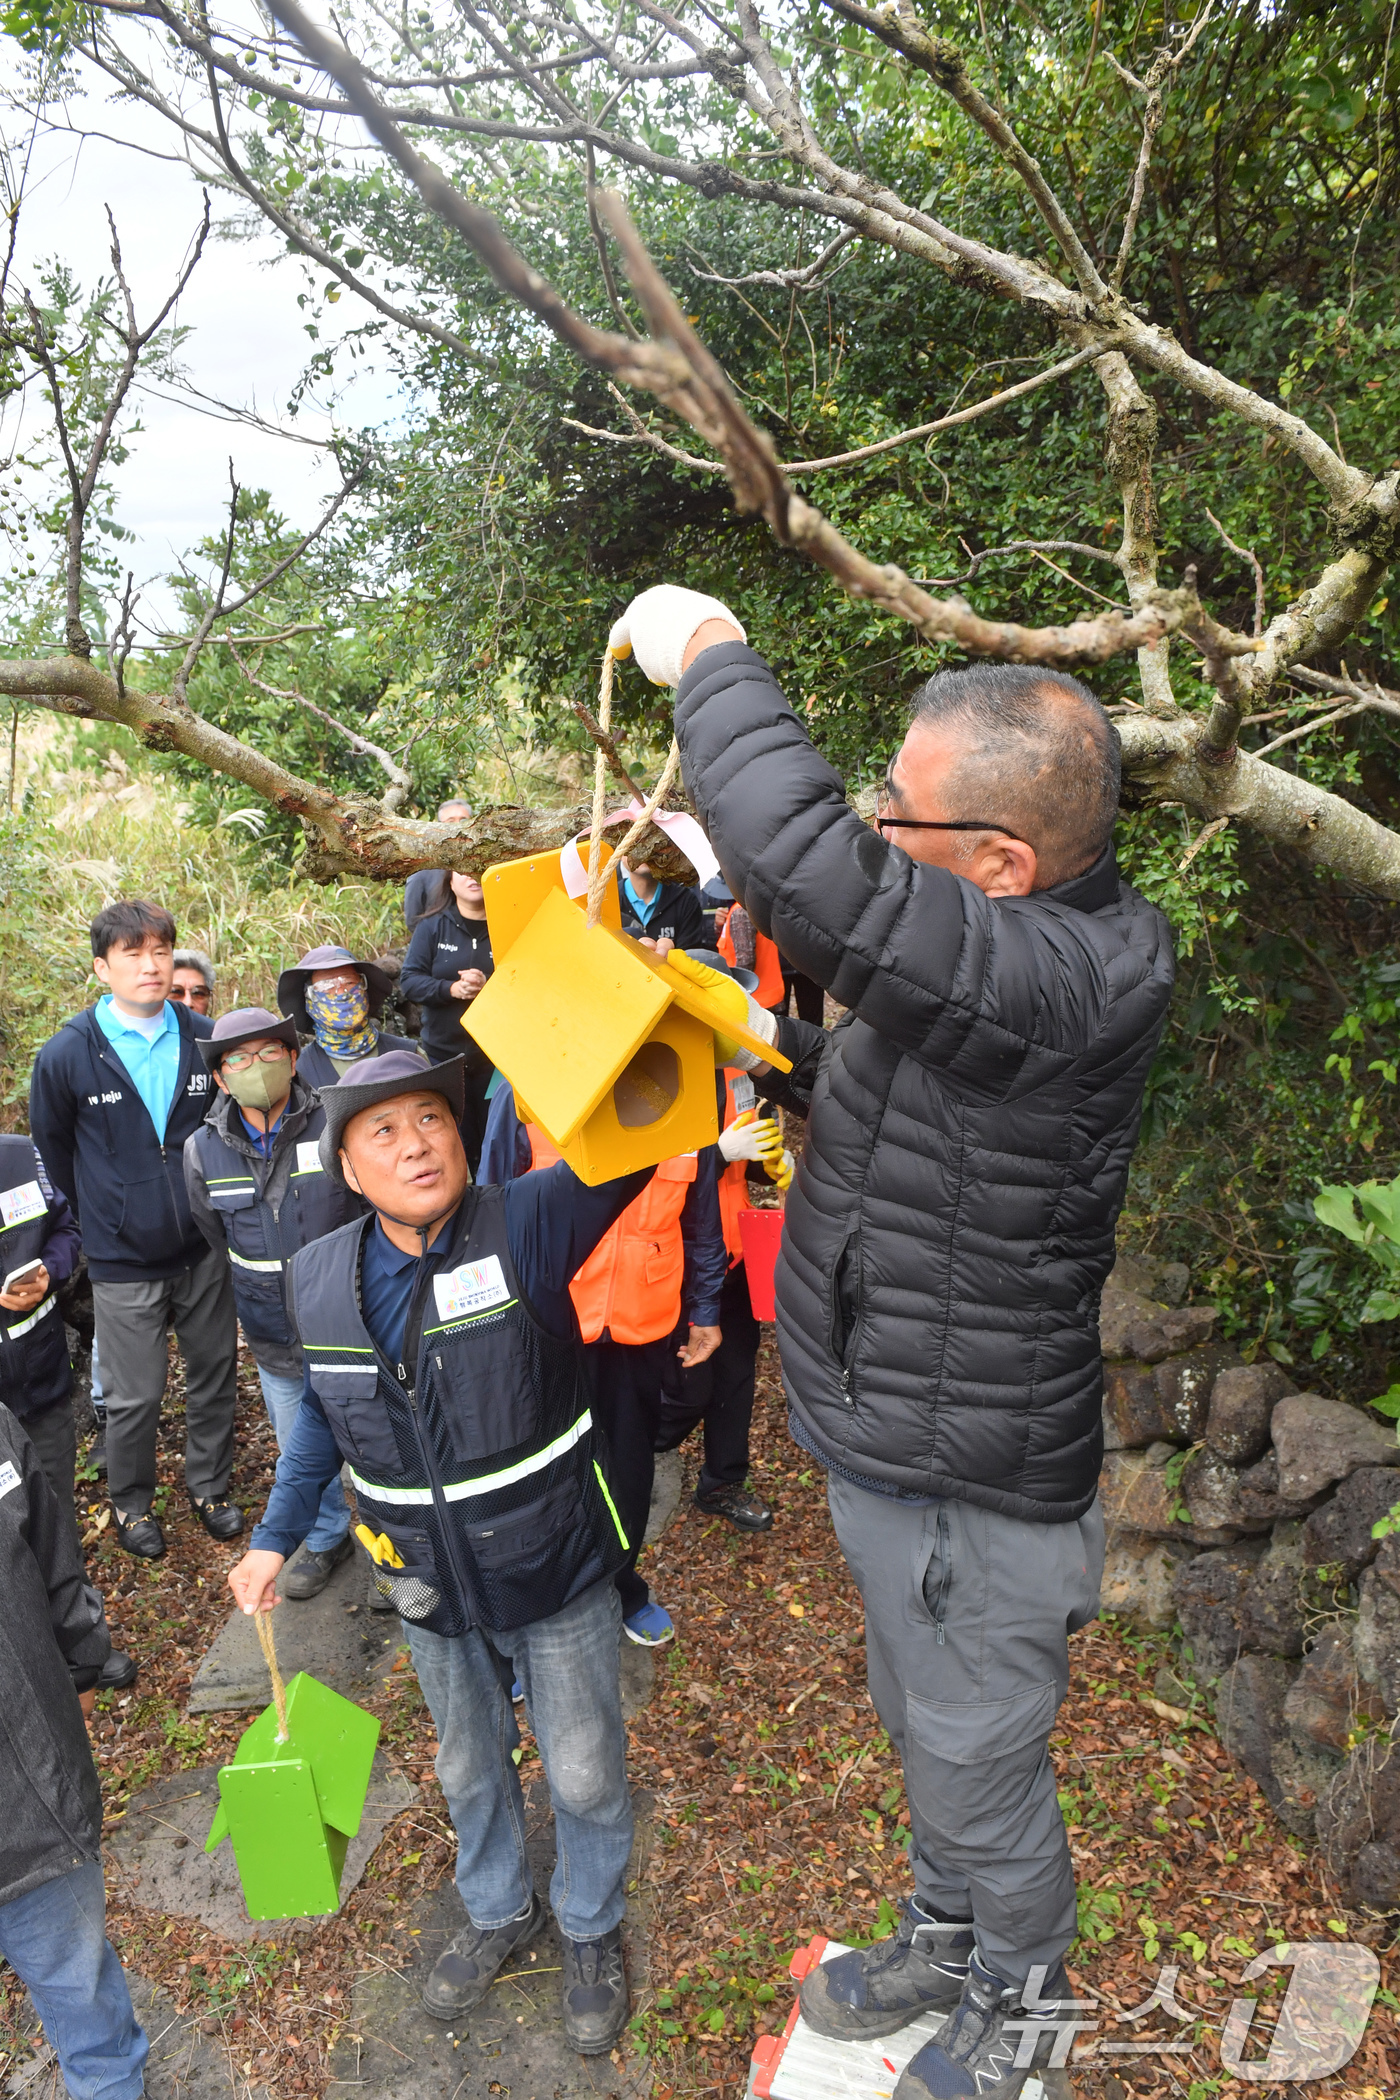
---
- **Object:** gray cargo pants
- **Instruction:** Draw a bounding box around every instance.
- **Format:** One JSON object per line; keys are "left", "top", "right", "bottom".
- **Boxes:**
{"left": 828, "top": 1474, "right": 1104, "bottom": 1987}
{"left": 94, "top": 1241, "right": 238, "bottom": 1515}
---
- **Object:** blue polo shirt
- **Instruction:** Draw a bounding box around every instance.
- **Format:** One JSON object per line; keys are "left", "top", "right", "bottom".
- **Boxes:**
{"left": 93, "top": 996, "right": 181, "bottom": 1138}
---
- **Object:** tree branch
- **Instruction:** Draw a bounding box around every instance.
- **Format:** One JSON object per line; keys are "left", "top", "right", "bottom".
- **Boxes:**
{"left": 570, "top": 699, "right": 647, "bottom": 800}
{"left": 226, "top": 641, "right": 414, "bottom": 810}
{"left": 1205, "top": 506, "right": 1266, "bottom": 637}
{"left": 260, "top": 0, "right": 1184, "bottom": 668}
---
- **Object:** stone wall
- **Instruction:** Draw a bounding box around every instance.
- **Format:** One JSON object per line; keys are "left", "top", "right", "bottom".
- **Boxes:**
{"left": 1098, "top": 1253, "right": 1400, "bottom": 1907}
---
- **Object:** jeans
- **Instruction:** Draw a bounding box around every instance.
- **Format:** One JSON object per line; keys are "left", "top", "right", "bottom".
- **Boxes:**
{"left": 406, "top": 1577, "right": 633, "bottom": 1941}
{"left": 256, "top": 1364, "right": 349, "bottom": 1554}
{"left": 0, "top": 1861, "right": 148, "bottom": 2100}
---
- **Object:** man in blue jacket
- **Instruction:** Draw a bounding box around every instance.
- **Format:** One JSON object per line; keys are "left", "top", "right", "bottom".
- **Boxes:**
{"left": 227, "top": 1052, "right": 656, "bottom": 2054}
{"left": 29, "top": 900, "right": 242, "bottom": 1562}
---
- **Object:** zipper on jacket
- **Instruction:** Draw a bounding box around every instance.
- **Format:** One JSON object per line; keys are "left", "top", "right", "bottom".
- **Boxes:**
{"left": 927, "top": 1504, "right": 953, "bottom": 1645}
{"left": 829, "top": 1225, "right": 862, "bottom": 1406}
{"left": 364, "top": 1227, "right": 477, "bottom": 1618}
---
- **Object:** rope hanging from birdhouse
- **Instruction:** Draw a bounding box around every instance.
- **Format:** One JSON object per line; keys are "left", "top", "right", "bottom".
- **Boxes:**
{"left": 254, "top": 1605, "right": 290, "bottom": 1743}
{"left": 584, "top": 646, "right": 683, "bottom": 929}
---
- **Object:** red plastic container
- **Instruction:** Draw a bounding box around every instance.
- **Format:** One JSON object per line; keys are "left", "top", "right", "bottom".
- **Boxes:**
{"left": 738, "top": 1207, "right": 784, "bottom": 1321}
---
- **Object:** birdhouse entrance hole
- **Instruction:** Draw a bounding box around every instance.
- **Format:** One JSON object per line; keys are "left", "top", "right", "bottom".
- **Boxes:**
{"left": 613, "top": 1042, "right": 680, "bottom": 1127}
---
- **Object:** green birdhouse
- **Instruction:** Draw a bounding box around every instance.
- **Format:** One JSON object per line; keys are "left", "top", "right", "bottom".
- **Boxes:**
{"left": 205, "top": 1671, "right": 381, "bottom": 1921}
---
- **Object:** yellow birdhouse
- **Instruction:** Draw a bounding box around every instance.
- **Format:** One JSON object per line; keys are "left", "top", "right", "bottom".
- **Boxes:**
{"left": 463, "top": 849, "right": 790, "bottom": 1184}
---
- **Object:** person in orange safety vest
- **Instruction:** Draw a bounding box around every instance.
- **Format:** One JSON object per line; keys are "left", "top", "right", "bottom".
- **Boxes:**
{"left": 656, "top": 1055, "right": 792, "bottom": 1535}
{"left": 477, "top": 1080, "right": 727, "bottom": 1648}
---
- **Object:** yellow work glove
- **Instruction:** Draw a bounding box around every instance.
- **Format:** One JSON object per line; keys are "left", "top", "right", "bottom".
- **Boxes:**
{"left": 720, "top": 1109, "right": 795, "bottom": 1191}
{"left": 666, "top": 947, "right": 779, "bottom": 1069}
{"left": 354, "top": 1522, "right": 404, "bottom": 1569}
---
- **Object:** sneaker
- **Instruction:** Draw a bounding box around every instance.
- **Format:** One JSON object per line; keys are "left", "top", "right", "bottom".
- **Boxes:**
{"left": 623, "top": 1601, "right": 673, "bottom": 1646}
{"left": 511, "top": 1678, "right": 525, "bottom": 1703}
{"left": 112, "top": 1508, "right": 166, "bottom": 1560}
{"left": 694, "top": 1482, "right": 773, "bottom": 1532}
{"left": 799, "top": 1898, "right": 975, "bottom": 2039}
{"left": 421, "top": 1892, "right": 545, "bottom": 2018}
{"left": 892, "top": 1952, "right": 1076, "bottom": 2100}
{"left": 561, "top": 1926, "right": 629, "bottom": 2055}
{"left": 282, "top": 1535, "right": 353, "bottom": 1600}
{"left": 97, "top": 1649, "right": 139, "bottom": 1692}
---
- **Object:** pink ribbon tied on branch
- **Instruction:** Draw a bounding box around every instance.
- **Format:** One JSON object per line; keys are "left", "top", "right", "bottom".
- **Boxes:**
{"left": 559, "top": 805, "right": 720, "bottom": 901}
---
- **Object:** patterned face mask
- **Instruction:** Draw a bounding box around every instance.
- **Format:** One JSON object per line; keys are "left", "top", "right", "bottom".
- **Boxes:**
{"left": 305, "top": 978, "right": 377, "bottom": 1060}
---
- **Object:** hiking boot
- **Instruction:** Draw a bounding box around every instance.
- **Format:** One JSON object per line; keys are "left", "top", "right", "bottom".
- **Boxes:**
{"left": 421, "top": 1892, "right": 545, "bottom": 2018}
{"left": 694, "top": 1482, "right": 773, "bottom": 1532}
{"left": 561, "top": 1926, "right": 629, "bottom": 2055}
{"left": 892, "top": 1953, "right": 1077, "bottom": 2100}
{"left": 799, "top": 1898, "right": 975, "bottom": 2039}
{"left": 282, "top": 1535, "right": 353, "bottom": 1599}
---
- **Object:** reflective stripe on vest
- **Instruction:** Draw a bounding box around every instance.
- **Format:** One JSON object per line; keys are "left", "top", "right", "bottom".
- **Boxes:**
{"left": 8, "top": 1292, "right": 58, "bottom": 1341}
{"left": 718, "top": 906, "right": 784, "bottom": 1008}
{"left": 229, "top": 1249, "right": 283, "bottom": 1273}
{"left": 349, "top": 1407, "right": 592, "bottom": 1507}
{"left": 527, "top": 1127, "right": 694, "bottom": 1344}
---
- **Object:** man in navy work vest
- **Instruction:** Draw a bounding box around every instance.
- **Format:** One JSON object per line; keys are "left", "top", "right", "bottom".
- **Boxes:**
{"left": 227, "top": 1051, "right": 653, "bottom": 2055}
{"left": 29, "top": 899, "right": 242, "bottom": 1562}
{"left": 184, "top": 1009, "right": 366, "bottom": 1600}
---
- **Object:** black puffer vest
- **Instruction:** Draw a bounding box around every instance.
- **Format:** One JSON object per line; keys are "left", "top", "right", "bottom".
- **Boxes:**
{"left": 0, "top": 1136, "right": 70, "bottom": 1413}
{"left": 189, "top": 1081, "right": 363, "bottom": 1371}
{"left": 675, "top": 642, "right": 1177, "bottom": 1524}
{"left": 288, "top": 1191, "right": 628, "bottom": 1634}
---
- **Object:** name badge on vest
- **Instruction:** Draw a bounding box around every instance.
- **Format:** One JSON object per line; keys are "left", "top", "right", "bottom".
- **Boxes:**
{"left": 295, "top": 1142, "right": 324, "bottom": 1175}
{"left": 433, "top": 1256, "right": 511, "bottom": 1322}
{"left": 0, "top": 1181, "right": 46, "bottom": 1230}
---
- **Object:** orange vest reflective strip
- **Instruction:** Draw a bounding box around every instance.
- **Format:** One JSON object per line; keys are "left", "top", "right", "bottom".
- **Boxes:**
{"left": 717, "top": 1067, "right": 751, "bottom": 1264}
{"left": 718, "top": 906, "right": 785, "bottom": 1010}
{"left": 527, "top": 1124, "right": 695, "bottom": 1344}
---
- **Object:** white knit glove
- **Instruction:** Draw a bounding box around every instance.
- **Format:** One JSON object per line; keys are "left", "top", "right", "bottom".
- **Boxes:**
{"left": 719, "top": 1114, "right": 783, "bottom": 1165}
{"left": 608, "top": 585, "right": 745, "bottom": 686}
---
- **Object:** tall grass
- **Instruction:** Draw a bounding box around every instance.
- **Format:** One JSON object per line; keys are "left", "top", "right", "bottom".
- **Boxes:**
{"left": 0, "top": 801, "right": 402, "bottom": 1121}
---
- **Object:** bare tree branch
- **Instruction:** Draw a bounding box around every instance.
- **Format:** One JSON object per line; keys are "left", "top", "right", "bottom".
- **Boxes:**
{"left": 1205, "top": 507, "right": 1267, "bottom": 639}
{"left": 566, "top": 344, "right": 1104, "bottom": 477}
{"left": 227, "top": 640, "right": 414, "bottom": 810}
{"left": 259, "top": 0, "right": 1185, "bottom": 669}
{"left": 570, "top": 699, "right": 647, "bottom": 800}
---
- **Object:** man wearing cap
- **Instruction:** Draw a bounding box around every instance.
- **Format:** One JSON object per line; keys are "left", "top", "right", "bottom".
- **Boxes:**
{"left": 184, "top": 1010, "right": 366, "bottom": 1599}
{"left": 277, "top": 947, "right": 404, "bottom": 1090}
{"left": 225, "top": 1052, "right": 656, "bottom": 2055}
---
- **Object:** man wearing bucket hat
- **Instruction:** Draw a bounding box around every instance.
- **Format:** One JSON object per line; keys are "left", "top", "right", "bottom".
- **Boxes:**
{"left": 226, "top": 1050, "right": 657, "bottom": 2054}
{"left": 607, "top": 586, "right": 1174, "bottom": 2100}
{"left": 184, "top": 1010, "right": 367, "bottom": 1600}
{"left": 276, "top": 946, "right": 403, "bottom": 1091}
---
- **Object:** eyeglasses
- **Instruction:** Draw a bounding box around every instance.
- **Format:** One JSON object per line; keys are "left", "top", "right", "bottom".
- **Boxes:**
{"left": 221, "top": 1046, "right": 291, "bottom": 1071}
{"left": 875, "top": 767, "right": 1024, "bottom": 844}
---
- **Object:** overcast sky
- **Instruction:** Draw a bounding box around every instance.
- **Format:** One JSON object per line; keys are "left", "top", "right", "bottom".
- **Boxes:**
{"left": 0, "top": 61, "right": 401, "bottom": 635}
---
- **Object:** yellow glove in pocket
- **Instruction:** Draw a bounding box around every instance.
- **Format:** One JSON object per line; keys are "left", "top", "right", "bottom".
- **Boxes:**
{"left": 355, "top": 1523, "right": 405, "bottom": 1570}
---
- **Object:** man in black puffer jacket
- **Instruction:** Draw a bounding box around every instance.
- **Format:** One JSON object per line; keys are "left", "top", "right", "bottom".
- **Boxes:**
{"left": 608, "top": 586, "right": 1175, "bottom": 2100}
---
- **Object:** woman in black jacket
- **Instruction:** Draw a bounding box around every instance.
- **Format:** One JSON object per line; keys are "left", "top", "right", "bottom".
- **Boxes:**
{"left": 400, "top": 871, "right": 495, "bottom": 1168}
